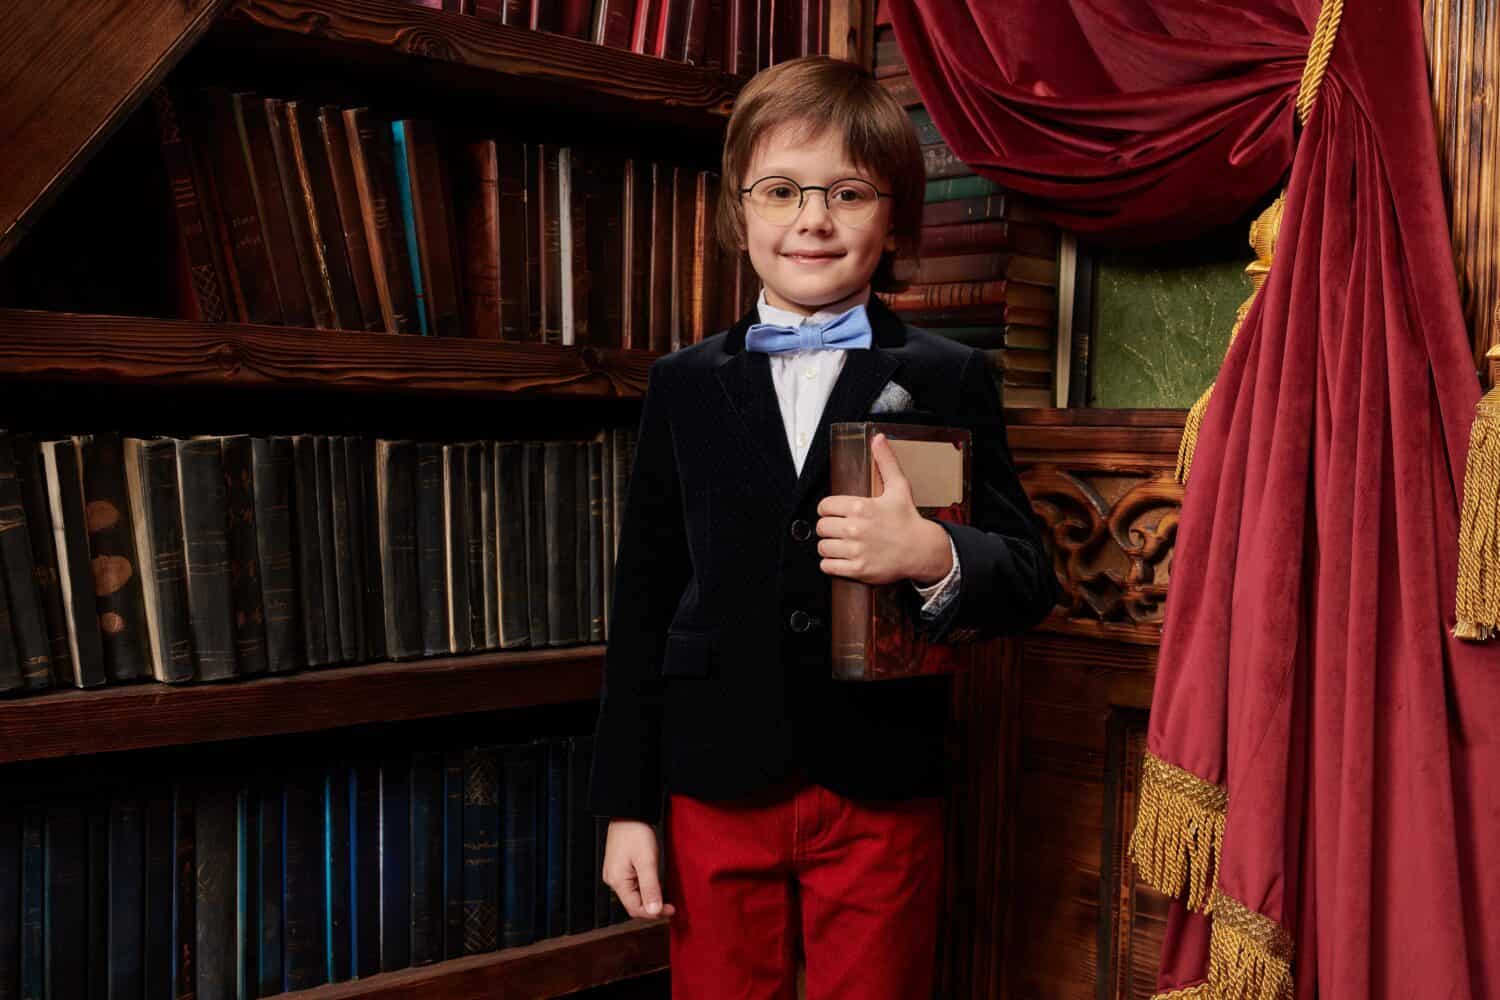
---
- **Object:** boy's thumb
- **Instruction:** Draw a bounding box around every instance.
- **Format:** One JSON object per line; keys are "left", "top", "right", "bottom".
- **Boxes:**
{"left": 637, "top": 858, "right": 664, "bottom": 916}
{"left": 871, "top": 434, "right": 911, "bottom": 499}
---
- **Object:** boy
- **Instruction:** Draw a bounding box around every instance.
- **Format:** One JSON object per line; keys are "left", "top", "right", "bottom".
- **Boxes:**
{"left": 590, "top": 56, "right": 1058, "bottom": 999}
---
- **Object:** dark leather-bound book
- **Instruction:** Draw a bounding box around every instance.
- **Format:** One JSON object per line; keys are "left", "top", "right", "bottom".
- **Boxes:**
{"left": 522, "top": 443, "right": 549, "bottom": 647}
{"left": 286, "top": 100, "right": 364, "bottom": 331}
{"left": 492, "top": 141, "right": 531, "bottom": 342}
{"left": 350, "top": 761, "right": 380, "bottom": 978}
{"left": 399, "top": 119, "right": 464, "bottom": 338}
{"left": 255, "top": 782, "right": 284, "bottom": 994}
{"left": 75, "top": 433, "right": 151, "bottom": 683}
{"left": 357, "top": 437, "right": 387, "bottom": 662}
{"left": 667, "top": 166, "right": 691, "bottom": 350}
{"left": 375, "top": 441, "right": 421, "bottom": 660}
{"left": 415, "top": 443, "right": 450, "bottom": 657}
{"left": 249, "top": 437, "right": 301, "bottom": 674}
{"left": 655, "top": 0, "right": 687, "bottom": 57}
{"left": 266, "top": 95, "right": 337, "bottom": 330}
{"left": 343, "top": 107, "right": 416, "bottom": 334}
{"left": 913, "top": 252, "right": 1059, "bottom": 286}
{"left": 592, "top": 0, "right": 634, "bottom": 47}
{"left": 919, "top": 218, "right": 1059, "bottom": 259}
{"left": 172, "top": 787, "right": 195, "bottom": 1000}
{"left": 680, "top": 0, "right": 708, "bottom": 62}
{"left": 529, "top": 0, "right": 561, "bottom": 31}
{"left": 473, "top": 444, "right": 497, "bottom": 650}
{"left": 572, "top": 444, "right": 589, "bottom": 644}
{"left": 313, "top": 437, "right": 344, "bottom": 662}
{"left": 0, "top": 813, "right": 16, "bottom": 993}
{"left": 235, "top": 93, "right": 316, "bottom": 327}
{"left": 726, "top": 0, "right": 757, "bottom": 74}
{"left": 461, "top": 747, "right": 499, "bottom": 954}
{"left": 702, "top": 0, "right": 725, "bottom": 67}
{"left": 647, "top": 163, "right": 674, "bottom": 353}
{"left": 217, "top": 435, "right": 271, "bottom": 677}
{"left": 104, "top": 798, "right": 147, "bottom": 997}
{"left": 290, "top": 435, "right": 329, "bottom": 667}
{"left": 318, "top": 107, "right": 386, "bottom": 331}
{"left": 542, "top": 443, "right": 579, "bottom": 646}
{"left": 453, "top": 139, "right": 502, "bottom": 339}
{"left": 410, "top": 752, "right": 444, "bottom": 966}
{"left": 0, "top": 582, "right": 20, "bottom": 698}
{"left": 630, "top": 0, "right": 658, "bottom": 52}
{"left": 329, "top": 437, "right": 359, "bottom": 663}
{"left": 175, "top": 438, "right": 238, "bottom": 681}
{"left": 622, "top": 160, "right": 652, "bottom": 350}
{"left": 880, "top": 278, "right": 1056, "bottom": 314}
{"left": 609, "top": 428, "right": 631, "bottom": 579}
{"left": 13, "top": 436, "right": 71, "bottom": 688}
{"left": 442, "top": 750, "right": 465, "bottom": 960}
{"left": 558, "top": 0, "right": 592, "bottom": 35}
{"left": 379, "top": 756, "right": 412, "bottom": 972}
{"left": 44, "top": 804, "right": 87, "bottom": 999}
{"left": 340, "top": 437, "right": 369, "bottom": 661}
{"left": 584, "top": 155, "right": 624, "bottom": 348}
{"left": 149, "top": 87, "right": 229, "bottom": 323}
{"left": 542, "top": 739, "right": 567, "bottom": 938}
{"left": 0, "top": 433, "right": 52, "bottom": 689}
{"left": 494, "top": 443, "right": 530, "bottom": 648}
{"left": 587, "top": 441, "right": 604, "bottom": 643}
{"left": 921, "top": 192, "right": 1038, "bottom": 227}
{"left": 283, "top": 771, "right": 327, "bottom": 991}
{"left": 599, "top": 432, "right": 613, "bottom": 641}
{"left": 538, "top": 146, "right": 564, "bottom": 345}
{"left": 325, "top": 763, "right": 352, "bottom": 983}
{"left": 499, "top": 743, "right": 540, "bottom": 949}
{"left": 142, "top": 791, "right": 174, "bottom": 999}
{"left": 193, "top": 786, "right": 237, "bottom": 1000}
{"left": 756, "top": 0, "right": 773, "bottom": 68}
{"left": 123, "top": 438, "right": 195, "bottom": 683}
{"left": 563, "top": 736, "right": 595, "bottom": 934}
{"left": 557, "top": 147, "right": 591, "bottom": 346}
{"left": 523, "top": 145, "right": 544, "bottom": 342}
{"left": 40, "top": 440, "right": 107, "bottom": 688}
{"left": 829, "top": 422, "right": 972, "bottom": 681}
{"left": 717, "top": 242, "right": 745, "bottom": 331}
{"left": 442, "top": 445, "right": 473, "bottom": 655}
{"left": 688, "top": 172, "right": 721, "bottom": 344}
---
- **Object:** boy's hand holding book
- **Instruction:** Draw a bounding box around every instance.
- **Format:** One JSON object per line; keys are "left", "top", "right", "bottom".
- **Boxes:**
{"left": 816, "top": 433, "right": 953, "bottom": 587}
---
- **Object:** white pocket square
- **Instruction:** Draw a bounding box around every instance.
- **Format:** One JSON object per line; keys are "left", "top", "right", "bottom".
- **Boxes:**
{"left": 869, "top": 380, "right": 915, "bottom": 415}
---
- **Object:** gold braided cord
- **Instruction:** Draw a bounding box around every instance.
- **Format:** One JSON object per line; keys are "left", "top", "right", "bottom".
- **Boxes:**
{"left": 1454, "top": 378, "right": 1500, "bottom": 639}
{"left": 1152, "top": 985, "right": 1212, "bottom": 1000}
{"left": 1208, "top": 891, "right": 1295, "bottom": 1000}
{"left": 1128, "top": 752, "right": 1227, "bottom": 913}
{"left": 1296, "top": 0, "right": 1345, "bottom": 126}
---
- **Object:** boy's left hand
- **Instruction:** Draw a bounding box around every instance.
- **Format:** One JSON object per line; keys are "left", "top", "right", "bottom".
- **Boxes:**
{"left": 816, "top": 433, "right": 953, "bottom": 586}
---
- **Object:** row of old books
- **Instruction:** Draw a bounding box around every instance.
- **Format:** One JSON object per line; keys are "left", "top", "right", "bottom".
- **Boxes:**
{"left": 0, "top": 430, "right": 634, "bottom": 698}
{"left": 403, "top": 0, "right": 831, "bottom": 72}
{"left": 0, "top": 732, "right": 635, "bottom": 999}
{"left": 153, "top": 86, "right": 758, "bottom": 349}
{"left": 871, "top": 22, "right": 1062, "bottom": 408}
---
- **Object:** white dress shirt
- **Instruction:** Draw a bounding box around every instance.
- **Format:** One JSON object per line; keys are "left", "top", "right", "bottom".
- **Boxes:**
{"left": 754, "top": 288, "right": 961, "bottom": 619}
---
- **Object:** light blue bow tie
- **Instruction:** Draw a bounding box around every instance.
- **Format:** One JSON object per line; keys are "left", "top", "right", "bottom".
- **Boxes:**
{"left": 744, "top": 304, "right": 873, "bottom": 353}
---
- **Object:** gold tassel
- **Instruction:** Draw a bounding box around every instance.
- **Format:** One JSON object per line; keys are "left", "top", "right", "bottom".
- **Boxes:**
{"left": 1152, "top": 985, "right": 1213, "bottom": 1000}
{"left": 1454, "top": 377, "right": 1500, "bottom": 640}
{"left": 1208, "top": 892, "right": 1294, "bottom": 1000}
{"left": 1128, "top": 753, "right": 1227, "bottom": 913}
{"left": 1176, "top": 383, "right": 1215, "bottom": 483}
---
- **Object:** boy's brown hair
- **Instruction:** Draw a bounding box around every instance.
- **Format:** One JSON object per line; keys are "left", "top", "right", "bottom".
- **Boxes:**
{"left": 718, "top": 55, "right": 925, "bottom": 292}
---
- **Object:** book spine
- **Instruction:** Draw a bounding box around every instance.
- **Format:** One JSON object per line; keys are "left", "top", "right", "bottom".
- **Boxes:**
{"left": 318, "top": 107, "right": 386, "bottom": 331}
{"left": 149, "top": 86, "right": 230, "bottom": 323}
{"left": 282, "top": 774, "right": 327, "bottom": 991}
{"left": 357, "top": 438, "right": 387, "bottom": 662}
{"left": 0, "top": 812, "right": 17, "bottom": 1000}
{"left": 285, "top": 100, "right": 359, "bottom": 331}
{"left": 461, "top": 749, "right": 499, "bottom": 954}
{"left": 442, "top": 751, "right": 465, "bottom": 960}
{"left": 388, "top": 121, "right": 430, "bottom": 336}
{"left": 222, "top": 436, "right": 270, "bottom": 677}
{"left": 829, "top": 423, "right": 874, "bottom": 680}
{"left": 340, "top": 438, "right": 369, "bottom": 662}
{"left": 44, "top": 806, "right": 87, "bottom": 999}
{"left": 539, "top": 146, "right": 563, "bottom": 345}
{"left": 544, "top": 739, "right": 567, "bottom": 939}
{"left": 235, "top": 93, "right": 315, "bottom": 327}
{"left": 251, "top": 438, "right": 303, "bottom": 675}
{"left": 42, "top": 440, "right": 107, "bottom": 688}
{"left": 375, "top": 442, "right": 421, "bottom": 661}
{"left": 313, "top": 437, "right": 343, "bottom": 663}
{"left": 409, "top": 753, "right": 443, "bottom": 967}
{"left": 18, "top": 810, "right": 41, "bottom": 1000}
{"left": 403, "top": 120, "right": 465, "bottom": 338}
{"left": 587, "top": 443, "right": 603, "bottom": 642}
{"left": 478, "top": 446, "right": 499, "bottom": 651}
{"left": 265, "top": 96, "right": 336, "bottom": 330}
{"left": 126, "top": 440, "right": 195, "bottom": 683}
{"left": 522, "top": 444, "right": 549, "bottom": 646}
{"left": 923, "top": 174, "right": 1003, "bottom": 204}
{"left": 173, "top": 788, "right": 195, "bottom": 1000}
{"left": 600, "top": 433, "right": 613, "bottom": 642}
{"left": 236, "top": 787, "right": 258, "bottom": 1000}
{"left": 495, "top": 142, "right": 530, "bottom": 341}
{"left": 378, "top": 758, "right": 411, "bottom": 972}
{"left": 256, "top": 783, "right": 283, "bottom": 996}
{"left": 350, "top": 763, "right": 380, "bottom": 980}
{"left": 194, "top": 787, "right": 238, "bottom": 1000}
{"left": 573, "top": 445, "right": 588, "bottom": 648}
{"left": 499, "top": 745, "right": 538, "bottom": 949}
{"left": 12, "top": 438, "right": 71, "bottom": 688}
{"left": 103, "top": 797, "right": 145, "bottom": 1000}
{"left": 77, "top": 433, "right": 152, "bottom": 683}
{"left": 291, "top": 436, "right": 329, "bottom": 667}
{"left": 462, "top": 444, "right": 486, "bottom": 649}
{"left": 542, "top": 444, "right": 577, "bottom": 646}
{"left": 523, "top": 145, "right": 544, "bottom": 342}
{"left": 441, "top": 446, "right": 472, "bottom": 655}
{"left": 342, "top": 108, "right": 413, "bottom": 333}
{"left": 0, "top": 434, "right": 46, "bottom": 691}
{"left": 325, "top": 764, "right": 352, "bottom": 984}
{"left": 415, "top": 444, "right": 449, "bottom": 657}
{"left": 176, "top": 439, "right": 239, "bottom": 681}
{"left": 563, "top": 736, "right": 594, "bottom": 935}
{"left": 142, "top": 793, "right": 174, "bottom": 1000}
{"left": 454, "top": 139, "right": 502, "bottom": 340}
{"left": 329, "top": 438, "right": 358, "bottom": 663}
{"left": 495, "top": 443, "right": 530, "bottom": 649}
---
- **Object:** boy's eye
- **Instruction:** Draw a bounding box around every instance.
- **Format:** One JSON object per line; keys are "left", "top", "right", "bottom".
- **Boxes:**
{"left": 766, "top": 185, "right": 798, "bottom": 201}
{"left": 830, "top": 183, "right": 875, "bottom": 204}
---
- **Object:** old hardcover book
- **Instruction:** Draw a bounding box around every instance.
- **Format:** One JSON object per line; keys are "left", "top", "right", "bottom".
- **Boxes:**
{"left": 14, "top": 436, "right": 73, "bottom": 686}
{"left": 123, "top": 438, "right": 195, "bottom": 683}
{"left": 726, "top": 0, "right": 756, "bottom": 73}
{"left": 587, "top": 441, "right": 604, "bottom": 642}
{"left": 494, "top": 443, "right": 530, "bottom": 648}
{"left": 0, "top": 433, "right": 52, "bottom": 689}
{"left": 522, "top": 443, "right": 549, "bottom": 645}
{"left": 919, "top": 219, "right": 1059, "bottom": 259}
{"left": 647, "top": 163, "right": 674, "bottom": 353}
{"left": 314, "top": 436, "right": 344, "bottom": 662}
{"left": 399, "top": 119, "right": 465, "bottom": 338}
{"left": 921, "top": 141, "right": 966, "bottom": 180}
{"left": 290, "top": 435, "right": 329, "bottom": 666}
{"left": 266, "top": 97, "right": 336, "bottom": 331}
{"left": 318, "top": 106, "right": 386, "bottom": 331}
{"left": 538, "top": 145, "right": 564, "bottom": 345}
{"left": 585, "top": 155, "right": 624, "bottom": 348}
{"left": 454, "top": 139, "right": 502, "bottom": 339}
{"left": 524, "top": 145, "right": 545, "bottom": 341}
{"left": 599, "top": 432, "right": 613, "bottom": 640}
{"left": 461, "top": 747, "right": 499, "bottom": 953}
{"left": 0, "top": 554, "right": 20, "bottom": 692}
{"left": 175, "top": 438, "right": 238, "bottom": 681}
{"left": 340, "top": 437, "right": 370, "bottom": 661}
{"left": 149, "top": 86, "right": 229, "bottom": 323}
{"left": 75, "top": 433, "right": 152, "bottom": 683}
{"left": 829, "top": 422, "right": 971, "bottom": 681}
{"left": 250, "top": 437, "right": 303, "bottom": 674}
{"left": 219, "top": 435, "right": 271, "bottom": 676}
{"left": 343, "top": 107, "right": 416, "bottom": 333}
{"left": 442, "top": 445, "right": 473, "bottom": 654}
{"left": 328, "top": 437, "right": 359, "bottom": 662}
{"left": 543, "top": 443, "right": 579, "bottom": 646}
{"left": 688, "top": 172, "right": 720, "bottom": 344}
{"left": 375, "top": 440, "right": 422, "bottom": 660}
{"left": 622, "top": 159, "right": 652, "bottom": 350}
{"left": 563, "top": 735, "right": 596, "bottom": 934}
{"left": 573, "top": 444, "right": 589, "bottom": 643}
{"left": 415, "top": 443, "right": 450, "bottom": 657}
{"left": 356, "top": 437, "right": 387, "bottom": 662}
{"left": 669, "top": 166, "right": 692, "bottom": 351}
{"left": 880, "top": 279, "right": 1056, "bottom": 314}
{"left": 286, "top": 100, "right": 364, "bottom": 331}
{"left": 592, "top": 0, "right": 634, "bottom": 47}
{"left": 473, "top": 444, "right": 497, "bottom": 650}
{"left": 913, "top": 252, "right": 1058, "bottom": 286}
{"left": 236, "top": 93, "right": 317, "bottom": 328}
{"left": 557, "top": 147, "right": 590, "bottom": 346}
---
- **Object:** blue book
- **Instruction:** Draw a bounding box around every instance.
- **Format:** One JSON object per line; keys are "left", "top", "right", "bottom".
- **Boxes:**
{"left": 106, "top": 798, "right": 145, "bottom": 1000}
{"left": 388, "top": 121, "right": 429, "bottom": 335}
{"left": 19, "top": 810, "right": 42, "bottom": 1000}
{"left": 323, "top": 766, "right": 351, "bottom": 984}
{"left": 1, "top": 811, "right": 18, "bottom": 1000}
{"left": 255, "top": 786, "right": 282, "bottom": 997}
{"left": 499, "top": 744, "right": 539, "bottom": 949}
{"left": 441, "top": 751, "right": 464, "bottom": 961}
{"left": 409, "top": 753, "right": 443, "bottom": 966}
{"left": 194, "top": 788, "right": 237, "bottom": 1000}
{"left": 349, "top": 764, "right": 379, "bottom": 980}
{"left": 564, "top": 736, "right": 595, "bottom": 936}
{"left": 142, "top": 793, "right": 174, "bottom": 1000}
{"left": 542, "top": 739, "right": 566, "bottom": 940}
{"left": 378, "top": 757, "right": 411, "bottom": 972}
{"left": 282, "top": 774, "right": 326, "bottom": 993}
{"left": 46, "top": 805, "right": 87, "bottom": 1000}
{"left": 461, "top": 748, "right": 498, "bottom": 954}
{"left": 236, "top": 791, "right": 258, "bottom": 1000}
{"left": 172, "top": 788, "right": 194, "bottom": 1000}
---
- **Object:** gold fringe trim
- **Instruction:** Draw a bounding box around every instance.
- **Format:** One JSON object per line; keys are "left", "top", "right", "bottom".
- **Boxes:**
{"left": 1152, "top": 985, "right": 1212, "bottom": 1000}
{"left": 1208, "top": 891, "right": 1295, "bottom": 1000}
{"left": 1455, "top": 382, "right": 1500, "bottom": 640}
{"left": 1128, "top": 753, "right": 1227, "bottom": 913}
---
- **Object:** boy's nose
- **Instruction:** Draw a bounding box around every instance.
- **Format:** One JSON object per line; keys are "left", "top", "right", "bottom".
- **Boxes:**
{"left": 794, "top": 194, "right": 834, "bottom": 232}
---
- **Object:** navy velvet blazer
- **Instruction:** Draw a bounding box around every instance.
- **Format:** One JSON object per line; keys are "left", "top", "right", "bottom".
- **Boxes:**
{"left": 588, "top": 296, "right": 1059, "bottom": 822}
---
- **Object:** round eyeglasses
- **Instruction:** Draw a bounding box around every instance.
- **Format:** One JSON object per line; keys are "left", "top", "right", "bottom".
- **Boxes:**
{"left": 739, "top": 176, "right": 892, "bottom": 227}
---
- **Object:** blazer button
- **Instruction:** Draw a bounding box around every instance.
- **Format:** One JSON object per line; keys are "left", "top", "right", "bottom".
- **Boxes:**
{"left": 790, "top": 519, "right": 812, "bottom": 541}
{"left": 789, "top": 610, "right": 812, "bottom": 632}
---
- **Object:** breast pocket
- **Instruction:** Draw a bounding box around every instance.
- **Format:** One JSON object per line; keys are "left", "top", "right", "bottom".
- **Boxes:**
{"left": 660, "top": 628, "right": 714, "bottom": 678}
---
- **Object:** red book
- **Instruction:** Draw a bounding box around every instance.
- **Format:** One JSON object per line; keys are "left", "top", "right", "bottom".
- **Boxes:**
{"left": 558, "top": 0, "right": 592, "bottom": 37}
{"left": 880, "top": 279, "right": 1056, "bottom": 313}
{"left": 592, "top": 0, "right": 635, "bottom": 48}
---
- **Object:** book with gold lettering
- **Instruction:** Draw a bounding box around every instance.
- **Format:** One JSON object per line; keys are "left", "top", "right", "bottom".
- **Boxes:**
{"left": 829, "top": 421, "right": 972, "bottom": 681}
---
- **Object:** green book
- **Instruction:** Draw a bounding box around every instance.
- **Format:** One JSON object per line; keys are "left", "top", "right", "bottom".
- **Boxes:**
{"left": 925, "top": 174, "right": 1002, "bottom": 203}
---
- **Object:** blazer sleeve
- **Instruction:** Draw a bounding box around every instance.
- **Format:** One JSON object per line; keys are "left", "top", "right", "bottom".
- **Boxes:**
{"left": 919, "top": 347, "right": 1060, "bottom": 644}
{"left": 587, "top": 362, "right": 694, "bottom": 823}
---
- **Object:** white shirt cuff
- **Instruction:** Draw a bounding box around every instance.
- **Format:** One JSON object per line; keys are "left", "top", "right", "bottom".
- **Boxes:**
{"left": 914, "top": 532, "right": 961, "bottom": 619}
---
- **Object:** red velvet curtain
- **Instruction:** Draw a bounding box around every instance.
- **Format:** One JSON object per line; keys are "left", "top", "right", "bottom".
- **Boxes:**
{"left": 889, "top": 2, "right": 1499, "bottom": 997}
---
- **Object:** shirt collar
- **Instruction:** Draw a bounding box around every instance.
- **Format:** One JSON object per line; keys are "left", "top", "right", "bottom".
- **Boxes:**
{"left": 755, "top": 285, "right": 873, "bottom": 329}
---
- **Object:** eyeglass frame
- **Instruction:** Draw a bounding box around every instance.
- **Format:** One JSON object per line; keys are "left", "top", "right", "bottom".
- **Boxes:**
{"left": 738, "top": 175, "right": 894, "bottom": 225}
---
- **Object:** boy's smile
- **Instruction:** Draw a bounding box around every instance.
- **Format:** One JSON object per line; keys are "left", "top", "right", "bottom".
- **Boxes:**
{"left": 741, "top": 124, "right": 897, "bottom": 316}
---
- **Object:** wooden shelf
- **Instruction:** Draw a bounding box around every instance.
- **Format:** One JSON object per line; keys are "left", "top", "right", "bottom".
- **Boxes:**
{"left": 213, "top": 0, "right": 741, "bottom": 132}
{"left": 272, "top": 921, "right": 668, "bottom": 999}
{"left": 0, "top": 309, "right": 656, "bottom": 399}
{"left": 0, "top": 644, "right": 606, "bottom": 766}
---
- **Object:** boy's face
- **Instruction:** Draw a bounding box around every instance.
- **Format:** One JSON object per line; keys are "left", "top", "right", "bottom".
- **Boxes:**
{"left": 740, "top": 123, "right": 897, "bottom": 316}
